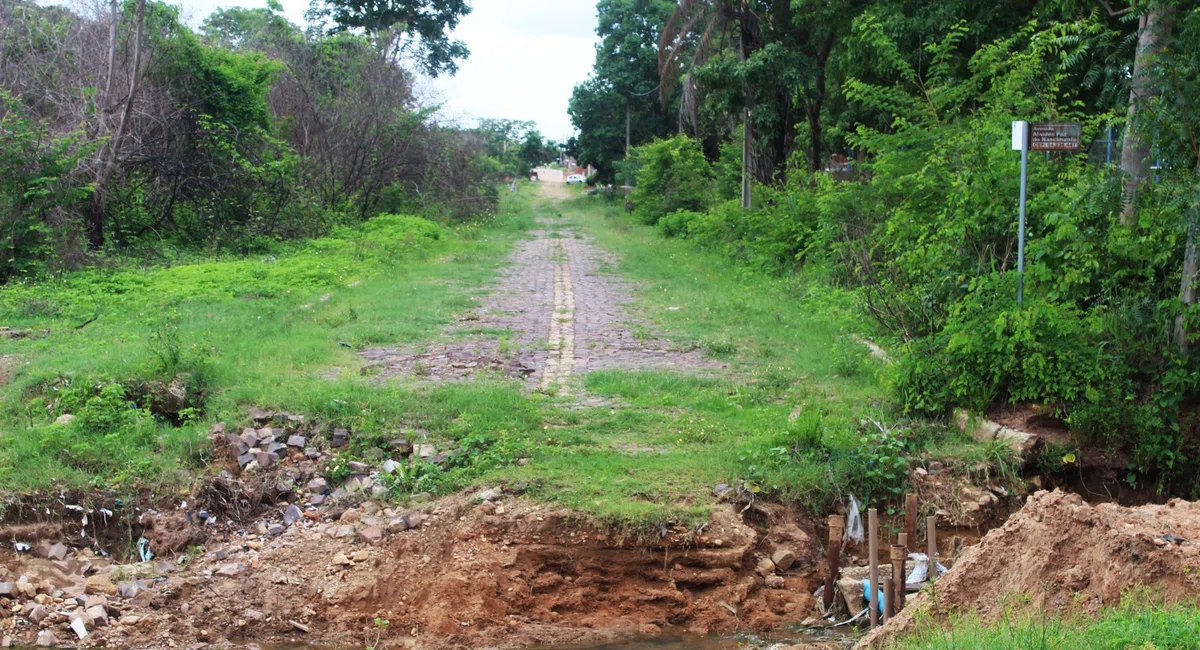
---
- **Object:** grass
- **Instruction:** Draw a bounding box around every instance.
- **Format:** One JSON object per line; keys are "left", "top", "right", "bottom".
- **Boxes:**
{"left": 893, "top": 597, "right": 1200, "bottom": 649}
{"left": 0, "top": 193, "right": 535, "bottom": 493}
{"left": 0, "top": 183, "right": 998, "bottom": 532}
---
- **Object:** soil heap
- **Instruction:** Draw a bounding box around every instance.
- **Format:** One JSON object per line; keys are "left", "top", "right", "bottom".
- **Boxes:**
{"left": 856, "top": 489, "right": 1200, "bottom": 648}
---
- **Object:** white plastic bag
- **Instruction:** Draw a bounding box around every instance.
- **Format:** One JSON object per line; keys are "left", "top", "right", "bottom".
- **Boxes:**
{"left": 844, "top": 495, "right": 864, "bottom": 544}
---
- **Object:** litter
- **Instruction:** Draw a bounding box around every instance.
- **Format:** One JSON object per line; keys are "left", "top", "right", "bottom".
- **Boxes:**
{"left": 844, "top": 495, "right": 864, "bottom": 544}
{"left": 137, "top": 537, "right": 154, "bottom": 561}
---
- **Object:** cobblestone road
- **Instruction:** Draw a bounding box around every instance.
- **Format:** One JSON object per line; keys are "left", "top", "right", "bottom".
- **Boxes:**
{"left": 360, "top": 181, "right": 719, "bottom": 390}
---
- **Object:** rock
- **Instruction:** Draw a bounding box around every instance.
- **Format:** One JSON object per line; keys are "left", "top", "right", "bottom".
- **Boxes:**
{"left": 370, "top": 483, "right": 389, "bottom": 498}
{"left": 267, "top": 524, "right": 286, "bottom": 537}
{"left": 34, "top": 541, "right": 51, "bottom": 558}
{"left": 347, "top": 461, "right": 371, "bottom": 474}
{"left": 54, "top": 414, "right": 75, "bottom": 426}
{"left": 284, "top": 505, "right": 303, "bottom": 526}
{"left": 358, "top": 526, "right": 384, "bottom": 545}
{"left": 244, "top": 608, "right": 265, "bottom": 622}
{"left": 475, "top": 487, "right": 502, "bottom": 502}
{"left": 47, "top": 543, "right": 69, "bottom": 561}
{"left": 771, "top": 549, "right": 796, "bottom": 572}
{"left": 765, "top": 575, "right": 786, "bottom": 589}
{"left": 381, "top": 459, "right": 401, "bottom": 473}
{"left": 86, "top": 605, "right": 108, "bottom": 627}
{"left": 119, "top": 615, "right": 142, "bottom": 626}
{"left": 117, "top": 581, "right": 141, "bottom": 600}
{"left": 15, "top": 580, "right": 35, "bottom": 598}
{"left": 85, "top": 574, "right": 117, "bottom": 596}
{"left": 36, "top": 630, "right": 57, "bottom": 647}
{"left": 240, "top": 428, "right": 259, "bottom": 448}
{"left": 387, "top": 439, "right": 413, "bottom": 455}
{"left": 237, "top": 452, "right": 256, "bottom": 468}
{"left": 340, "top": 509, "right": 361, "bottom": 524}
{"left": 406, "top": 512, "right": 426, "bottom": 528}
{"left": 209, "top": 422, "right": 227, "bottom": 435}
{"left": 27, "top": 604, "right": 48, "bottom": 623}
{"left": 331, "top": 429, "right": 349, "bottom": 448}
{"left": 755, "top": 557, "right": 777, "bottom": 577}
{"left": 310, "top": 494, "right": 326, "bottom": 506}
{"left": 712, "top": 483, "right": 730, "bottom": 496}
{"left": 307, "top": 477, "right": 329, "bottom": 493}
{"left": 0, "top": 583, "right": 12, "bottom": 596}
{"left": 215, "top": 563, "right": 246, "bottom": 578}
{"left": 351, "top": 550, "right": 370, "bottom": 562}
{"left": 331, "top": 553, "right": 352, "bottom": 566}
{"left": 415, "top": 443, "right": 436, "bottom": 458}
{"left": 334, "top": 525, "right": 355, "bottom": 539}
{"left": 305, "top": 447, "right": 321, "bottom": 460}
{"left": 387, "top": 517, "right": 411, "bottom": 534}
{"left": 256, "top": 451, "right": 274, "bottom": 469}
{"left": 287, "top": 435, "right": 307, "bottom": 448}
{"left": 250, "top": 409, "right": 274, "bottom": 425}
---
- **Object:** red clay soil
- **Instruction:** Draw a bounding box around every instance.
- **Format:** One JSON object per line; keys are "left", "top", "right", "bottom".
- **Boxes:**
{"left": 0, "top": 495, "right": 824, "bottom": 649}
{"left": 855, "top": 489, "right": 1200, "bottom": 648}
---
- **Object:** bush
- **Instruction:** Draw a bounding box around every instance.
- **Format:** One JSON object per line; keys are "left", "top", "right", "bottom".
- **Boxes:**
{"left": 628, "top": 136, "right": 713, "bottom": 225}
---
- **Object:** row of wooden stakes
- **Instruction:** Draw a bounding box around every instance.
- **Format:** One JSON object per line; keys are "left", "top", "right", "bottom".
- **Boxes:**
{"left": 821, "top": 493, "right": 936, "bottom": 628}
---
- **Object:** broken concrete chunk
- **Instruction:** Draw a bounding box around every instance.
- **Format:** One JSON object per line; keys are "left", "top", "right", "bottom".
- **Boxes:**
{"left": 47, "top": 543, "right": 69, "bottom": 561}
{"left": 771, "top": 549, "right": 796, "bottom": 572}
{"left": 358, "top": 526, "right": 384, "bottom": 545}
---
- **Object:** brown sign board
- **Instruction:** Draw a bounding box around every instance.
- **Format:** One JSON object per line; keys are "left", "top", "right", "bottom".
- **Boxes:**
{"left": 1029, "top": 122, "right": 1081, "bottom": 151}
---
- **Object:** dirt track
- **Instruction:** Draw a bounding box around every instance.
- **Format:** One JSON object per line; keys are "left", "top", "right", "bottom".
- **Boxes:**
{"left": 361, "top": 179, "right": 719, "bottom": 391}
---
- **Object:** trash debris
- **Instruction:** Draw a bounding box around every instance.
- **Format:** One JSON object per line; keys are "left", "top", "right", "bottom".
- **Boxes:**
{"left": 137, "top": 537, "right": 154, "bottom": 561}
{"left": 845, "top": 495, "right": 864, "bottom": 544}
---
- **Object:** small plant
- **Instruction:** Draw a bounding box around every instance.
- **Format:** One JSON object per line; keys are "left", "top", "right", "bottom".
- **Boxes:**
{"left": 703, "top": 338, "right": 737, "bottom": 357}
{"left": 366, "top": 616, "right": 390, "bottom": 650}
{"left": 832, "top": 336, "right": 867, "bottom": 378}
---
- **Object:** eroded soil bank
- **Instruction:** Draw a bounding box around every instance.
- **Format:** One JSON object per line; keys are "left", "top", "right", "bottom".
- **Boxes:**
{"left": 0, "top": 489, "right": 833, "bottom": 649}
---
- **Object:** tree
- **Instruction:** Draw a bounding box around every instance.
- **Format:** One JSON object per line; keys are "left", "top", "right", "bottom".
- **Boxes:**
{"left": 310, "top": 0, "right": 470, "bottom": 77}
{"left": 569, "top": 0, "right": 677, "bottom": 183}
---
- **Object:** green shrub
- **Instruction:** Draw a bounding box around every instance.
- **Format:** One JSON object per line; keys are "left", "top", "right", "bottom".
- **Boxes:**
{"left": 628, "top": 136, "right": 713, "bottom": 225}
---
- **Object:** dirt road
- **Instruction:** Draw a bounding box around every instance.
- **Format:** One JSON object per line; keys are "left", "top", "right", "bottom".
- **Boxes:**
{"left": 361, "top": 180, "right": 717, "bottom": 391}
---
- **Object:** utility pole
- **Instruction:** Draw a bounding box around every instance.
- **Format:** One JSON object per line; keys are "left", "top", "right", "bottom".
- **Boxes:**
{"left": 625, "top": 96, "right": 632, "bottom": 155}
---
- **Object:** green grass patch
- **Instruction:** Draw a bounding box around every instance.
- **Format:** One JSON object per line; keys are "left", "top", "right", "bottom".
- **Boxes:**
{"left": 0, "top": 191, "right": 536, "bottom": 493}
{"left": 894, "top": 597, "right": 1200, "bottom": 650}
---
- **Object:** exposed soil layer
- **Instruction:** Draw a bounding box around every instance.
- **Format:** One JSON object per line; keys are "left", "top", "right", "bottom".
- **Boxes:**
{"left": 855, "top": 489, "right": 1200, "bottom": 648}
{"left": 0, "top": 494, "right": 825, "bottom": 649}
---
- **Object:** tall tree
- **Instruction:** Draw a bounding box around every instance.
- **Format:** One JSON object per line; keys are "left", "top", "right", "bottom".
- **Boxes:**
{"left": 569, "top": 0, "right": 677, "bottom": 183}
{"left": 309, "top": 0, "right": 470, "bottom": 76}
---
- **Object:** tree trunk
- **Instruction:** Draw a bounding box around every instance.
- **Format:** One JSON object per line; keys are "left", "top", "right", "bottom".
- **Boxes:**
{"left": 741, "top": 107, "right": 752, "bottom": 209}
{"left": 1176, "top": 182, "right": 1200, "bottom": 354}
{"left": 88, "top": 0, "right": 146, "bottom": 251}
{"left": 1120, "top": 8, "right": 1171, "bottom": 225}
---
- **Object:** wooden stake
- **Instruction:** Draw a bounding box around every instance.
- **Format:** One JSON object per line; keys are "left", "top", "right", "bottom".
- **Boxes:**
{"left": 868, "top": 508, "right": 879, "bottom": 628}
{"left": 822, "top": 515, "right": 844, "bottom": 610}
{"left": 884, "top": 576, "right": 895, "bottom": 619}
{"left": 891, "top": 544, "right": 907, "bottom": 611}
{"left": 927, "top": 516, "right": 938, "bottom": 583}
{"left": 904, "top": 493, "right": 918, "bottom": 553}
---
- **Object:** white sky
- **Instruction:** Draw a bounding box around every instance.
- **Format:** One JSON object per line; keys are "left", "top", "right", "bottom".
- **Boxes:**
{"left": 177, "top": 0, "right": 601, "bottom": 141}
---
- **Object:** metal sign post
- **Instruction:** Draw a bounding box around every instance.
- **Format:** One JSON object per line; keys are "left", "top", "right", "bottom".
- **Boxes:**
{"left": 1011, "top": 121, "right": 1081, "bottom": 306}
{"left": 1012, "top": 121, "right": 1029, "bottom": 306}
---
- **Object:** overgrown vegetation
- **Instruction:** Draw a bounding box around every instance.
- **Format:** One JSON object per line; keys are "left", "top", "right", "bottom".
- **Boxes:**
{"left": 573, "top": 0, "right": 1200, "bottom": 498}
{"left": 0, "top": 190, "right": 532, "bottom": 493}
{"left": 0, "top": 0, "right": 494, "bottom": 281}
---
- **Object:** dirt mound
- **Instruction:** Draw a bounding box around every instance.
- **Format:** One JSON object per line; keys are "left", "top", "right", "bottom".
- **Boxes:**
{"left": 856, "top": 489, "right": 1200, "bottom": 648}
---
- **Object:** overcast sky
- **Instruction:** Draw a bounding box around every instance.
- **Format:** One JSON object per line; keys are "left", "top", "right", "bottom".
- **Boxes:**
{"left": 178, "top": 0, "right": 601, "bottom": 141}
